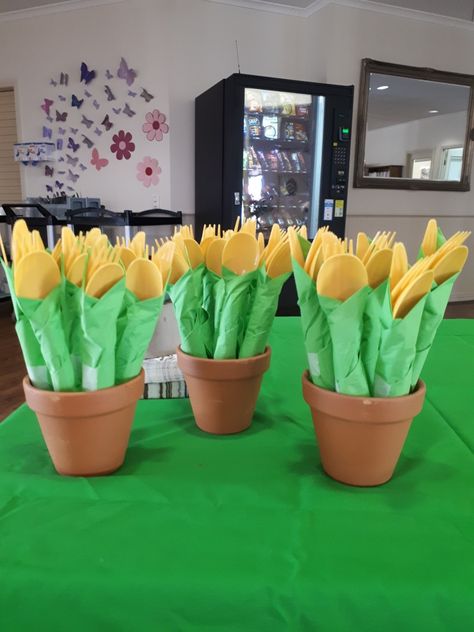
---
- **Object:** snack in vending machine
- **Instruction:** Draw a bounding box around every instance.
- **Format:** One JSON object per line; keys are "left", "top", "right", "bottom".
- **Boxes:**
{"left": 280, "top": 150, "right": 293, "bottom": 171}
{"left": 262, "top": 115, "right": 279, "bottom": 140}
{"left": 247, "top": 146, "right": 261, "bottom": 172}
{"left": 247, "top": 115, "right": 262, "bottom": 139}
{"left": 262, "top": 91, "right": 280, "bottom": 114}
{"left": 297, "top": 152, "right": 307, "bottom": 172}
{"left": 290, "top": 152, "right": 302, "bottom": 172}
{"left": 295, "top": 103, "right": 311, "bottom": 117}
{"left": 280, "top": 93, "right": 296, "bottom": 116}
{"left": 246, "top": 89, "right": 263, "bottom": 113}
{"left": 282, "top": 121, "right": 295, "bottom": 141}
{"left": 294, "top": 122, "right": 308, "bottom": 142}
{"left": 267, "top": 150, "right": 280, "bottom": 172}
{"left": 256, "top": 150, "right": 269, "bottom": 171}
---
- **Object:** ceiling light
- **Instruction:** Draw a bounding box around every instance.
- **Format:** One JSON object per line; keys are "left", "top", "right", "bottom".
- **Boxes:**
{"left": 377, "top": 85, "right": 389, "bottom": 91}
{"left": 429, "top": 109, "right": 439, "bottom": 113}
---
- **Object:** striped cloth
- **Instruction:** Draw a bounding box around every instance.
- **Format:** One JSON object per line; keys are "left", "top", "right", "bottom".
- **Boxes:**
{"left": 141, "top": 354, "right": 188, "bottom": 399}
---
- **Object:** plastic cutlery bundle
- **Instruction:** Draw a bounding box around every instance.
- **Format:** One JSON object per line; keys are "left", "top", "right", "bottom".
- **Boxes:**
{"left": 290, "top": 219, "right": 470, "bottom": 398}
{"left": 166, "top": 219, "right": 295, "bottom": 360}
{"left": 0, "top": 223, "right": 172, "bottom": 392}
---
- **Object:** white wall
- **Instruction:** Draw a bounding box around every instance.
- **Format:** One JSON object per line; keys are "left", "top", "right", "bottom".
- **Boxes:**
{"left": 0, "top": 0, "right": 473, "bottom": 298}
{"left": 365, "top": 110, "right": 467, "bottom": 174}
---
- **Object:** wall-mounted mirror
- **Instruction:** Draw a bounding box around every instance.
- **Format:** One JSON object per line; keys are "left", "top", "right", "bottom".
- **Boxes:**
{"left": 354, "top": 59, "right": 474, "bottom": 191}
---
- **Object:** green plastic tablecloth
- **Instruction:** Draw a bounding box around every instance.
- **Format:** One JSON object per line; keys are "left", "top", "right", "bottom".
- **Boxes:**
{"left": 0, "top": 317, "right": 473, "bottom": 631}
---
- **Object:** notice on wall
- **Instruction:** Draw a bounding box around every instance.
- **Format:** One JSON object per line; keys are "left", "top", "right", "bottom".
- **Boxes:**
{"left": 335, "top": 199, "right": 344, "bottom": 218}
{"left": 323, "top": 198, "right": 334, "bottom": 221}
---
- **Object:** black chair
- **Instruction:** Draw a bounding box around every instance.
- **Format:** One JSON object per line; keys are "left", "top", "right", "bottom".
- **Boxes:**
{"left": 1, "top": 203, "right": 57, "bottom": 249}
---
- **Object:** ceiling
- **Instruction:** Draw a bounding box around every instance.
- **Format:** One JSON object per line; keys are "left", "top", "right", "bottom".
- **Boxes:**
{"left": 367, "top": 73, "right": 471, "bottom": 129}
{"left": 2, "top": 0, "right": 474, "bottom": 20}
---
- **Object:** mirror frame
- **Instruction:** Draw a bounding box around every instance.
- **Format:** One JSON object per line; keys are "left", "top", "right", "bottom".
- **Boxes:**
{"left": 354, "top": 58, "right": 474, "bottom": 191}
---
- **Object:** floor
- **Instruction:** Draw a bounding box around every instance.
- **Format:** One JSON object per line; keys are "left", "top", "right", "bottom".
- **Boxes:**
{"left": 0, "top": 299, "right": 473, "bottom": 421}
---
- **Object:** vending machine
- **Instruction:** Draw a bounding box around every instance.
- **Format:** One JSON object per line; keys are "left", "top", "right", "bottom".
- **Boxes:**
{"left": 195, "top": 73, "right": 354, "bottom": 313}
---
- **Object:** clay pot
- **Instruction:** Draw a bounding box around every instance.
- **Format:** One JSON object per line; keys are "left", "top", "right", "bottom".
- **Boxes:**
{"left": 23, "top": 371, "right": 144, "bottom": 476}
{"left": 176, "top": 347, "right": 271, "bottom": 435}
{"left": 302, "top": 371, "right": 426, "bottom": 487}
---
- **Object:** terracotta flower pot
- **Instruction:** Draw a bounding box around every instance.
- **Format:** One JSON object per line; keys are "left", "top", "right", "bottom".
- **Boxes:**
{"left": 23, "top": 371, "right": 144, "bottom": 476}
{"left": 302, "top": 371, "right": 426, "bottom": 487}
{"left": 176, "top": 347, "right": 271, "bottom": 435}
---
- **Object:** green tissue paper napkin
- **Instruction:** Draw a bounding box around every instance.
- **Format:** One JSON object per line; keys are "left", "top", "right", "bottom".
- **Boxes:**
{"left": 292, "top": 260, "right": 334, "bottom": 391}
{"left": 1, "top": 263, "right": 52, "bottom": 390}
{"left": 17, "top": 286, "right": 75, "bottom": 392}
{"left": 373, "top": 290, "right": 427, "bottom": 397}
{"left": 411, "top": 274, "right": 458, "bottom": 388}
{"left": 319, "top": 287, "right": 371, "bottom": 397}
{"left": 115, "top": 289, "right": 166, "bottom": 383}
{"left": 80, "top": 278, "right": 125, "bottom": 391}
{"left": 361, "top": 280, "right": 389, "bottom": 394}
{"left": 239, "top": 266, "right": 290, "bottom": 359}
{"left": 168, "top": 269, "right": 207, "bottom": 358}
{"left": 214, "top": 267, "right": 258, "bottom": 360}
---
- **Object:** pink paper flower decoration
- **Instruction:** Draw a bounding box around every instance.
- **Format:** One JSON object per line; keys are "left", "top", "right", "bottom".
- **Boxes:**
{"left": 137, "top": 156, "right": 161, "bottom": 188}
{"left": 110, "top": 130, "right": 135, "bottom": 160}
{"left": 142, "top": 109, "right": 169, "bottom": 142}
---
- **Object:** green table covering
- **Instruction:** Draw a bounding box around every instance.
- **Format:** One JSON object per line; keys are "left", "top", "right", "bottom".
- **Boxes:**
{"left": 0, "top": 318, "right": 473, "bottom": 631}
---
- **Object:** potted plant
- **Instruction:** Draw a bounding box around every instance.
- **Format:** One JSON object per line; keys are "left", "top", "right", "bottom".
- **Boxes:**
{"left": 289, "top": 221, "right": 469, "bottom": 486}
{"left": 168, "top": 221, "right": 293, "bottom": 434}
{"left": 0, "top": 223, "right": 170, "bottom": 476}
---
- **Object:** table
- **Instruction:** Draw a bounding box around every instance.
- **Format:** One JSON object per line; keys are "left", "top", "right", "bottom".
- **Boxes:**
{"left": 0, "top": 318, "right": 473, "bottom": 631}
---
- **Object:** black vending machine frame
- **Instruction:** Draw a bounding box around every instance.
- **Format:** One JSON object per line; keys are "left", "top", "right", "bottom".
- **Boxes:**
{"left": 195, "top": 73, "right": 354, "bottom": 314}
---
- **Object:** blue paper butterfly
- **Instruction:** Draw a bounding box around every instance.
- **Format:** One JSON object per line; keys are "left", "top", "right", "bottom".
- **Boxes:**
{"left": 71, "top": 94, "right": 84, "bottom": 109}
{"left": 68, "top": 137, "right": 80, "bottom": 152}
{"left": 80, "top": 62, "right": 96, "bottom": 85}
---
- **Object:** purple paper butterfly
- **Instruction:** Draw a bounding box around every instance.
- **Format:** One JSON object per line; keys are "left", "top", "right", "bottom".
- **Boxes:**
{"left": 117, "top": 57, "right": 136, "bottom": 86}
{"left": 112, "top": 107, "right": 121, "bottom": 115}
{"left": 50, "top": 79, "right": 57, "bottom": 87}
{"left": 60, "top": 72, "right": 69, "bottom": 86}
{"left": 79, "top": 163, "right": 87, "bottom": 172}
{"left": 92, "top": 100, "right": 100, "bottom": 110}
{"left": 57, "top": 170, "right": 66, "bottom": 175}
{"left": 71, "top": 94, "right": 84, "bottom": 109}
{"left": 94, "top": 127, "right": 102, "bottom": 136}
{"left": 123, "top": 103, "right": 135, "bottom": 118}
{"left": 70, "top": 127, "right": 78, "bottom": 134}
{"left": 67, "top": 170, "right": 80, "bottom": 183}
{"left": 104, "top": 85, "right": 115, "bottom": 101}
{"left": 46, "top": 184, "right": 53, "bottom": 193}
{"left": 80, "top": 62, "right": 96, "bottom": 85}
{"left": 42, "top": 126, "right": 52, "bottom": 139}
{"left": 56, "top": 139, "right": 63, "bottom": 150}
{"left": 58, "top": 95, "right": 66, "bottom": 102}
{"left": 55, "top": 180, "right": 64, "bottom": 189}
{"left": 128, "top": 90, "right": 137, "bottom": 98}
{"left": 68, "top": 137, "right": 80, "bottom": 152}
{"left": 56, "top": 110, "right": 67, "bottom": 122}
{"left": 45, "top": 165, "right": 54, "bottom": 177}
{"left": 58, "top": 127, "right": 66, "bottom": 135}
{"left": 66, "top": 154, "right": 79, "bottom": 166}
{"left": 84, "top": 90, "right": 92, "bottom": 98}
{"left": 101, "top": 114, "right": 113, "bottom": 131}
{"left": 82, "top": 135, "right": 94, "bottom": 149}
{"left": 105, "top": 69, "right": 113, "bottom": 79}
{"left": 140, "top": 88, "right": 154, "bottom": 103}
{"left": 81, "top": 115, "right": 93, "bottom": 129}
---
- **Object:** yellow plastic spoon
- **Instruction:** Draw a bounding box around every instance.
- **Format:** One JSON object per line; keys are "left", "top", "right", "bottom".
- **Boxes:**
{"left": 126, "top": 258, "right": 163, "bottom": 299}
{"left": 307, "top": 245, "right": 324, "bottom": 281}
{"left": 84, "top": 227, "right": 101, "bottom": 246}
{"left": 222, "top": 232, "right": 259, "bottom": 275}
{"left": 288, "top": 227, "right": 305, "bottom": 268}
{"left": 420, "top": 219, "right": 438, "bottom": 257}
{"left": 85, "top": 262, "right": 123, "bottom": 298}
{"left": 67, "top": 253, "right": 88, "bottom": 287}
{"left": 393, "top": 270, "right": 434, "bottom": 319}
{"left": 184, "top": 238, "right": 204, "bottom": 269}
{"left": 266, "top": 241, "right": 291, "bottom": 279}
{"left": 15, "top": 251, "right": 60, "bottom": 299}
{"left": 389, "top": 242, "right": 408, "bottom": 290}
{"left": 205, "top": 238, "right": 226, "bottom": 276}
{"left": 432, "top": 245, "right": 468, "bottom": 285}
{"left": 129, "top": 231, "right": 146, "bottom": 258}
{"left": 366, "top": 248, "right": 393, "bottom": 289}
{"left": 200, "top": 236, "right": 215, "bottom": 257}
{"left": 257, "top": 232, "right": 265, "bottom": 256}
{"left": 317, "top": 254, "right": 368, "bottom": 301}
{"left": 119, "top": 246, "right": 137, "bottom": 270}
{"left": 356, "top": 232, "right": 370, "bottom": 260}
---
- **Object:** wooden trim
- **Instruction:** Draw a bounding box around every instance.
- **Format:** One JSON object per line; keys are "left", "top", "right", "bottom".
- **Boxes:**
{"left": 353, "top": 58, "right": 474, "bottom": 192}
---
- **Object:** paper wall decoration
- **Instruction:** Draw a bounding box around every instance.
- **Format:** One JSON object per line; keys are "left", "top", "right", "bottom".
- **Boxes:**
{"left": 68, "top": 137, "right": 80, "bottom": 152}
{"left": 67, "top": 170, "right": 79, "bottom": 183}
{"left": 117, "top": 58, "right": 137, "bottom": 86}
{"left": 136, "top": 156, "right": 161, "bottom": 188}
{"left": 92, "top": 100, "right": 100, "bottom": 110}
{"left": 110, "top": 130, "right": 135, "bottom": 160}
{"left": 58, "top": 95, "right": 66, "bottom": 102}
{"left": 55, "top": 180, "right": 64, "bottom": 189}
{"left": 43, "top": 126, "right": 52, "bottom": 139}
{"left": 104, "top": 85, "right": 115, "bottom": 101}
{"left": 58, "top": 127, "right": 66, "bottom": 135}
{"left": 60, "top": 72, "right": 69, "bottom": 86}
{"left": 56, "top": 139, "right": 63, "bottom": 150}
{"left": 45, "top": 165, "right": 53, "bottom": 177}
{"left": 79, "top": 163, "right": 87, "bottom": 171}
{"left": 142, "top": 109, "right": 169, "bottom": 141}
{"left": 91, "top": 147, "right": 109, "bottom": 171}
{"left": 112, "top": 107, "right": 122, "bottom": 115}
{"left": 105, "top": 69, "right": 113, "bottom": 79}
{"left": 128, "top": 90, "right": 137, "bottom": 98}
{"left": 41, "top": 98, "right": 54, "bottom": 116}
{"left": 101, "top": 114, "right": 113, "bottom": 131}
{"left": 46, "top": 184, "right": 53, "bottom": 192}
{"left": 50, "top": 79, "right": 57, "bottom": 87}
{"left": 58, "top": 170, "right": 66, "bottom": 174}
{"left": 56, "top": 110, "right": 67, "bottom": 122}
{"left": 84, "top": 90, "right": 92, "bottom": 98}
{"left": 71, "top": 94, "right": 84, "bottom": 109}
{"left": 80, "top": 62, "right": 96, "bottom": 85}
{"left": 81, "top": 115, "right": 93, "bottom": 129}
{"left": 82, "top": 135, "right": 94, "bottom": 149}
{"left": 94, "top": 127, "right": 102, "bottom": 136}
{"left": 70, "top": 127, "right": 78, "bottom": 134}
{"left": 66, "top": 154, "right": 79, "bottom": 166}
{"left": 123, "top": 103, "right": 135, "bottom": 118}
{"left": 140, "top": 88, "right": 154, "bottom": 103}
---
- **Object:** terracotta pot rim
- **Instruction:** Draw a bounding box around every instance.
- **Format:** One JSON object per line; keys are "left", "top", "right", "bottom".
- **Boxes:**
{"left": 23, "top": 370, "right": 144, "bottom": 418}
{"left": 302, "top": 370, "right": 426, "bottom": 424}
{"left": 176, "top": 346, "right": 271, "bottom": 381}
